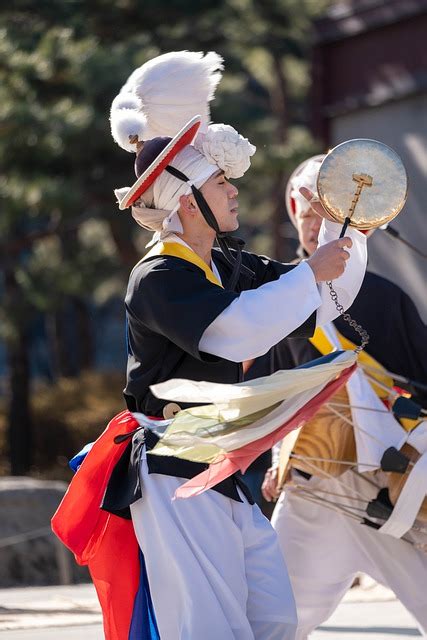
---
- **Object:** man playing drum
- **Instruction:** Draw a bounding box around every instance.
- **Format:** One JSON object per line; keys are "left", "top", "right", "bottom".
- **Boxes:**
{"left": 261, "top": 155, "right": 427, "bottom": 639}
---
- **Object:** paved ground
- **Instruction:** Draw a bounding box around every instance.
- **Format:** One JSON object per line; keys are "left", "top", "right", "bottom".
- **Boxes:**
{"left": 0, "top": 584, "right": 101, "bottom": 637}
{"left": 0, "top": 581, "right": 423, "bottom": 639}
{"left": 312, "top": 583, "right": 423, "bottom": 639}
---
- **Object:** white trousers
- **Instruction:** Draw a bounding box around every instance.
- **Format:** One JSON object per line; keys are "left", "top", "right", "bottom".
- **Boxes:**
{"left": 130, "top": 453, "right": 297, "bottom": 640}
{"left": 272, "top": 470, "right": 427, "bottom": 640}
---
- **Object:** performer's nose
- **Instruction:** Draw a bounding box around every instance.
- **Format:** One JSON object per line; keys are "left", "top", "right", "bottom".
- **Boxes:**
{"left": 229, "top": 183, "right": 238, "bottom": 198}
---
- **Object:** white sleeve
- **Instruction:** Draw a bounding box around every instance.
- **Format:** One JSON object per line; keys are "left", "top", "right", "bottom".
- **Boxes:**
{"left": 315, "top": 219, "right": 367, "bottom": 326}
{"left": 199, "top": 261, "right": 322, "bottom": 362}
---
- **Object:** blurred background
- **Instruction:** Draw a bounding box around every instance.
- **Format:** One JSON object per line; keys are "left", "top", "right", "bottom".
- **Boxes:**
{"left": 0, "top": 0, "right": 426, "bottom": 586}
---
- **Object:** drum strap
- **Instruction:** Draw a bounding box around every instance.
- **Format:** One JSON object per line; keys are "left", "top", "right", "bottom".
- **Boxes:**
{"left": 309, "top": 327, "right": 392, "bottom": 396}
{"left": 309, "top": 327, "right": 420, "bottom": 432}
{"left": 378, "top": 451, "right": 427, "bottom": 538}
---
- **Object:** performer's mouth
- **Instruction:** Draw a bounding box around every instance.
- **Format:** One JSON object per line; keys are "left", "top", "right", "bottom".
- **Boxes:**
{"left": 230, "top": 203, "right": 239, "bottom": 215}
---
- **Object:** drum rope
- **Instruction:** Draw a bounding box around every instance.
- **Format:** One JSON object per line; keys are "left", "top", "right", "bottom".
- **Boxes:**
{"left": 326, "top": 403, "right": 394, "bottom": 450}
{"left": 291, "top": 489, "right": 369, "bottom": 521}
{"left": 328, "top": 401, "right": 395, "bottom": 415}
{"left": 290, "top": 464, "right": 427, "bottom": 540}
{"left": 361, "top": 370, "right": 399, "bottom": 396}
{"left": 296, "top": 491, "right": 368, "bottom": 514}
{"left": 350, "top": 469, "right": 382, "bottom": 490}
{"left": 291, "top": 453, "right": 377, "bottom": 469}
{"left": 291, "top": 484, "right": 368, "bottom": 503}
{"left": 361, "top": 363, "right": 427, "bottom": 397}
{"left": 327, "top": 403, "right": 416, "bottom": 469}
{"left": 290, "top": 489, "right": 421, "bottom": 547}
{"left": 290, "top": 455, "right": 371, "bottom": 503}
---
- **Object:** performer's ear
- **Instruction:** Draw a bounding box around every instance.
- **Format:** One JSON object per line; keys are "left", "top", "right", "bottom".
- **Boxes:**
{"left": 179, "top": 193, "right": 198, "bottom": 216}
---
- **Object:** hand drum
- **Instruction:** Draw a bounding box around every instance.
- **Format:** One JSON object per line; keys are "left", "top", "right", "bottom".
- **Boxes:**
{"left": 316, "top": 139, "right": 408, "bottom": 231}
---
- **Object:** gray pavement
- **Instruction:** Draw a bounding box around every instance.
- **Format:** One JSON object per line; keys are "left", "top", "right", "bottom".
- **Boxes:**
{"left": 0, "top": 584, "right": 102, "bottom": 637}
{"left": 0, "top": 582, "right": 423, "bottom": 639}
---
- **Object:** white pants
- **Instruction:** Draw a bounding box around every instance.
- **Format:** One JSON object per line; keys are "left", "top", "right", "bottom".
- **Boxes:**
{"left": 130, "top": 452, "right": 297, "bottom": 640}
{"left": 272, "top": 470, "right": 427, "bottom": 640}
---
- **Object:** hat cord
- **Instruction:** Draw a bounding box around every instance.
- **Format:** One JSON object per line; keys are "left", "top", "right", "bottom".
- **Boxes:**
{"left": 165, "top": 165, "right": 254, "bottom": 290}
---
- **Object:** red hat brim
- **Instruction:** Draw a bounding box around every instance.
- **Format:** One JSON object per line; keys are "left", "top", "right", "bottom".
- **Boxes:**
{"left": 118, "top": 116, "right": 202, "bottom": 210}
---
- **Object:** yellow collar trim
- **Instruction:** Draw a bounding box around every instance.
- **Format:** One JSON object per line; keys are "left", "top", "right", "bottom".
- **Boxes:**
{"left": 141, "top": 242, "right": 223, "bottom": 288}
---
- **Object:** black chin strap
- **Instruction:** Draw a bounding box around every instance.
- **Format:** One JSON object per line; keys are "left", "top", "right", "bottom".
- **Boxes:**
{"left": 165, "top": 165, "right": 254, "bottom": 290}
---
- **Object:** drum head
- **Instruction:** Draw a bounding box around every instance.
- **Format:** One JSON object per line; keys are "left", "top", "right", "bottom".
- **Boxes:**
{"left": 317, "top": 139, "right": 408, "bottom": 230}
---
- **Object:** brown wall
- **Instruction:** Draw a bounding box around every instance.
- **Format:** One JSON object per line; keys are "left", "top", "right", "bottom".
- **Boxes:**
{"left": 312, "top": 2, "right": 427, "bottom": 141}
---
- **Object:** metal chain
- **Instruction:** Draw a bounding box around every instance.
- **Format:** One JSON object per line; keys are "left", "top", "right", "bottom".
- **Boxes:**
{"left": 327, "top": 280, "right": 370, "bottom": 353}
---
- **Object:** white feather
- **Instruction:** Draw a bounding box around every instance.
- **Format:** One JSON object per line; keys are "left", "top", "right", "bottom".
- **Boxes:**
{"left": 110, "top": 108, "right": 147, "bottom": 153}
{"left": 111, "top": 93, "right": 141, "bottom": 112}
{"left": 119, "top": 51, "right": 223, "bottom": 140}
{"left": 110, "top": 91, "right": 147, "bottom": 152}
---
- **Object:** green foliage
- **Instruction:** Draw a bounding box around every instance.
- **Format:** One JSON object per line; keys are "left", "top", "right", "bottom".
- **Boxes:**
{"left": 1, "top": 1, "right": 328, "bottom": 308}
{"left": 0, "top": 371, "right": 125, "bottom": 477}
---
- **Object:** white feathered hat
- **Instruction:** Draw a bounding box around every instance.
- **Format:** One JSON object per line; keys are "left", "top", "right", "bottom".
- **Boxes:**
{"left": 110, "top": 50, "right": 223, "bottom": 152}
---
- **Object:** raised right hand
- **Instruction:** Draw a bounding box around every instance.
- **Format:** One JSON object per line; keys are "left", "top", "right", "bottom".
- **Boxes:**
{"left": 306, "top": 237, "right": 352, "bottom": 282}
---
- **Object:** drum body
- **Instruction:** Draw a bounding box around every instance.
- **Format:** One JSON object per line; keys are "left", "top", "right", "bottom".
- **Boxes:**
{"left": 289, "top": 387, "right": 356, "bottom": 479}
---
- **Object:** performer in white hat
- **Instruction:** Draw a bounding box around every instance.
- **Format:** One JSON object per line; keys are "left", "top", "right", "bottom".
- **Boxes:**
{"left": 104, "top": 53, "right": 367, "bottom": 640}
{"left": 261, "top": 154, "right": 427, "bottom": 639}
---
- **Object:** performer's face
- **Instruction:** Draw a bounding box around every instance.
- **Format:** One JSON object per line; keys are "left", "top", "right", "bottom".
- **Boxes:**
{"left": 295, "top": 205, "right": 322, "bottom": 255}
{"left": 200, "top": 170, "right": 240, "bottom": 232}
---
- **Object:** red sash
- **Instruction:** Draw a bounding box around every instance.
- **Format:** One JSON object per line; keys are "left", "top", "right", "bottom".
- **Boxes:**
{"left": 51, "top": 410, "right": 141, "bottom": 640}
